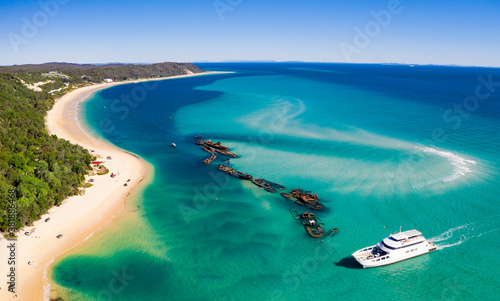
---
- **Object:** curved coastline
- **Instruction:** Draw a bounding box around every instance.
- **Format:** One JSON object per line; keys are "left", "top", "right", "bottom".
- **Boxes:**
{"left": 0, "top": 72, "right": 223, "bottom": 301}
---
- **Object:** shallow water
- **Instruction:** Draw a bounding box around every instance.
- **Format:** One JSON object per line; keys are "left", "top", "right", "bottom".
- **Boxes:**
{"left": 53, "top": 63, "right": 500, "bottom": 300}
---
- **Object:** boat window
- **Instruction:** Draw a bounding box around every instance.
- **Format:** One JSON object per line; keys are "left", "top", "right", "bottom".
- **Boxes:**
{"left": 381, "top": 241, "right": 424, "bottom": 250}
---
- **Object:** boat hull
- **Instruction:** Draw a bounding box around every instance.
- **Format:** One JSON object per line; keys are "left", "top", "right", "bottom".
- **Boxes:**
{"left": 352, "top": 243, "right": 436, "bottom": 268}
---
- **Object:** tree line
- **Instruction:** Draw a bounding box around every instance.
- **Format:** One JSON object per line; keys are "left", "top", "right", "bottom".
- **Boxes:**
{"left": 0, "top": 62, "right": 203, "bottom": 231}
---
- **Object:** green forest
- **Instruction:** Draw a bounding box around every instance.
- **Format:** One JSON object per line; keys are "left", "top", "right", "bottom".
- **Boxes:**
{"left": 0, "top": 62, "right": 203, "bottom": 233}
{"left": 0, "top": 62, "right": 203, "bottom": 97}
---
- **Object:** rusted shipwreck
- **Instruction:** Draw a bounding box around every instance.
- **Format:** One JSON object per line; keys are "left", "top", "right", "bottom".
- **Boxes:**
{"left": 196, "top": 139, "right": 238, "bottom": 158}
{"left": 290, "top": 209, "right": 338, "bottom": 239}
{"left": 251, "top": 178, "right": 286, "bottom": 193}
{"left": 203, "top": 153, "right": 217, "bottom": 165}
{"left": 281, "top": 188, "right": 324, "bottom": 210}
{"left": 217, "top": 164, "right": 253, "bottom": 180}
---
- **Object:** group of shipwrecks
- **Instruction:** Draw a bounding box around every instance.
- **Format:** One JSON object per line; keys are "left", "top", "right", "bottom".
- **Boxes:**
{"left": 194, "top": 136, "right": 337, "bottom": 239}
{"left": 217, "top": 162, "right": 324, "bottom": 210}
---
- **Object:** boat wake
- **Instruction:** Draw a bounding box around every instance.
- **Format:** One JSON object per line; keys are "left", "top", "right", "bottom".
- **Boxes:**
{"left": 428, "top": 223, "right": 495, "bottom": 250}
{"left": 429, "top": 224, "right": 471, "bottom": 250}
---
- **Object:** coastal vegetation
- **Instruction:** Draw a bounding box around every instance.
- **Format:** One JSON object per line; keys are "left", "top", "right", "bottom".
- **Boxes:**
{"left": 0, "top": 62, "right": 203, "bottom": 97}
{"left": 96, "top": 166, "right": 109, "bottom": 175}
{"left": 0, "top": 62, "right": 203, "bottom": 232}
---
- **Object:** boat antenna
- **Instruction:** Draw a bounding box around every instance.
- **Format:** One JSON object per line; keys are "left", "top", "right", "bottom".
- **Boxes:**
{"left": 399, "top": 226, "right": 402, "bottom": 234}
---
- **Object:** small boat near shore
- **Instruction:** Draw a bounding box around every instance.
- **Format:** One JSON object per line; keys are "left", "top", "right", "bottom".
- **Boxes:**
{"left": 351, "top": 229, "right": 437, "bottom": 268}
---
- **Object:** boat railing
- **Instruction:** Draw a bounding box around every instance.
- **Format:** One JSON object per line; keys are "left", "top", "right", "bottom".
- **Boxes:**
{"left": 364, "top": 255, "right": 390, "bottom": 263}
{"left": 354, "top": 246, "right": 374, "bottom": 255}
{"left": 355, "top": 245, "right": 391, "bottom": 262}
{"left": 353, "top": 246, "right": 376, "bottom": 260}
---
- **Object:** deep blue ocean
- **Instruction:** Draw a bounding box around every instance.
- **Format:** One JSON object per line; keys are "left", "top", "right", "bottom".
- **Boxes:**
{"left": 52, "top": 63, "right": 500, "bottom": 300}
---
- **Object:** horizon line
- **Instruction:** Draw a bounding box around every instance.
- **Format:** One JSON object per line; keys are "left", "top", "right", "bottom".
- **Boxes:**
{"left": 2, "top": 61, "right": 500, "bottom": 69}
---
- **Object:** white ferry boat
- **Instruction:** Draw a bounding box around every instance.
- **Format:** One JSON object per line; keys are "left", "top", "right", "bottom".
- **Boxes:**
{"left": 352, "top": 229, "right": 437, "bottom": 268}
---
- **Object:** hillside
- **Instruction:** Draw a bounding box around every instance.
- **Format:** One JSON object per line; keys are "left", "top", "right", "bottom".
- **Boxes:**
{"left": 0, "top": 62, "right": 203, "bottom": 97}
{"left": 0, "top": 62, "right": 204, "bottom": 232}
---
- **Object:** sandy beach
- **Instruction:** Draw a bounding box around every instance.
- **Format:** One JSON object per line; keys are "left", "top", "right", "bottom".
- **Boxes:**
{"left": 0, "top": 71, "right": 223, "bottom": 301}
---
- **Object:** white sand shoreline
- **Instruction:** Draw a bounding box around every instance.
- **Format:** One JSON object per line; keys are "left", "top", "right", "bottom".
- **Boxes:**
{"left": 0, "top": 71, "right": 227, "bottom": 301}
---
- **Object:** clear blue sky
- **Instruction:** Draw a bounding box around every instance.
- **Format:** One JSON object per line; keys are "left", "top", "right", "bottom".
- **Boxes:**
{"left": 1, "top": 0, "right": 499, "bottom": 67}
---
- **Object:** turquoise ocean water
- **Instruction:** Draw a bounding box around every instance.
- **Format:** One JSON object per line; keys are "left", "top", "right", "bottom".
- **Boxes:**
{"left": 53, "top": 63, "right": 500, "bottom": 300}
